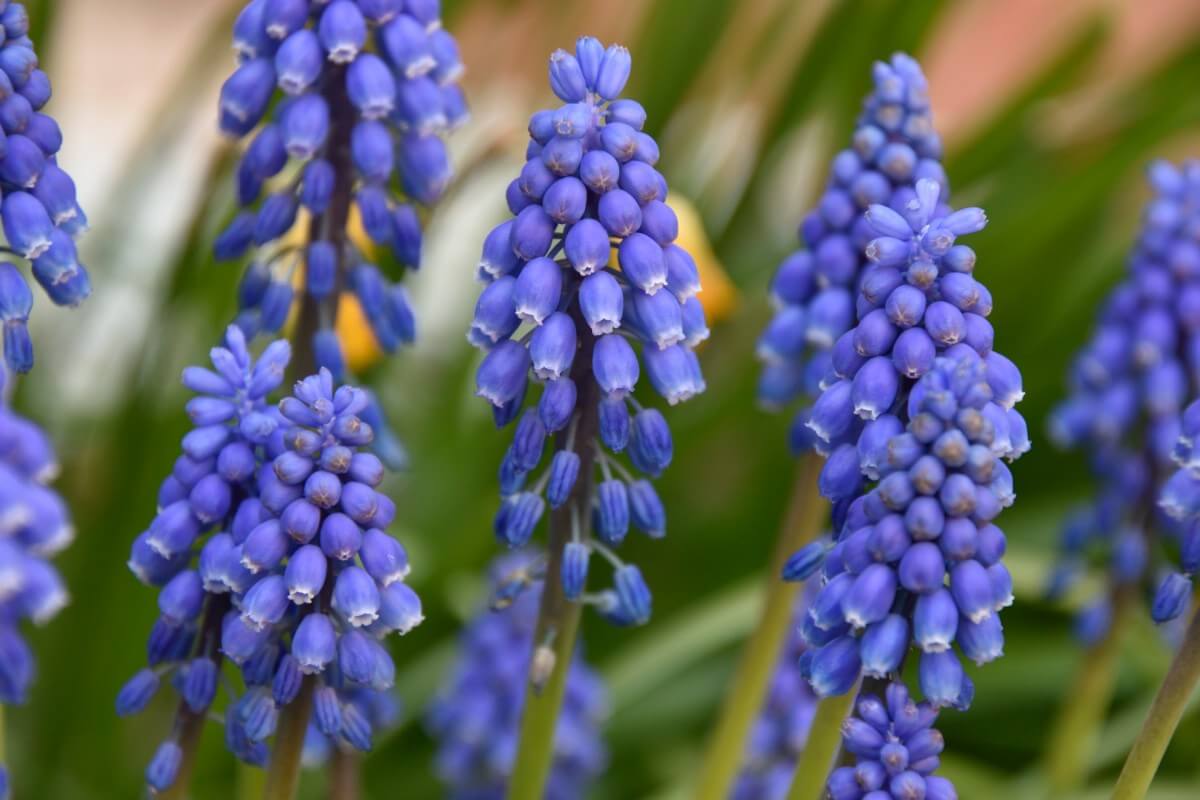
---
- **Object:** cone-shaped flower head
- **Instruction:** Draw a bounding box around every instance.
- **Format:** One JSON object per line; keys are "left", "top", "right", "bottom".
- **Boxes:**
{"left": 120, "top": 326, "right": 292, "bottom": 788}
{"left": 732, "top": 591, "right": 819, "bottom": 800}
{"left": 214, "top": 0, "right": 465, "bottom": 392}
{"left": 427, "top": 555, "right": 608, "bottom": 799}
{"left": 469, "top": 37, "right": 705, "bottom": 624}
{"left": 781, "top": 174, "right": 1027, "bottom": 711}
{"left": 119, "top": 328, "right": 419, "bottom": 791}
{"left": 757, "top": 53, "right": 945, "bottom": 453}
{"left": 1048, "top": 160, "right": 1200, "bottom": 635}
{"left": 791, "top": 353, "right": 1021, "bottom": 708}
{"left": 0, "top": 2, "right": 91, "bottom": 374}
{"left": 826, "top": 683, "right": 956, "bottom": 800}
{"left": 221, "top": 365, "right": 420, "bottom": 756}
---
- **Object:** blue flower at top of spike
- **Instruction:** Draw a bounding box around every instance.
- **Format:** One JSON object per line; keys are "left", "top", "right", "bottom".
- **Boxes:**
{"left": 787, "top": 355, "right": 1020, "bottom": 708}
{"left": 756, "top": 53, "right": 946, "bottom": 453}
{"left": 0, "top": 2, "right": 91, "bottom": 375}
{"left": 427, "top": 556, "right": 608, "bottom": 800}
{"left": 119, "top": 326, "right": 293, "bottom": 791}
{"left": 1047, "top": 161, "right": 1200, "bottom": 638}
{"left": 213, "top": 0, "right": 466, "bottom": 384}
{"left": 469, "top": 37, "right": 706, "bottom": 625}
{"left": 732, "top": 591, "right": 818, "bottom": 800}
{"left": 0, "top": 403, "right": 71, "bottom": 717}
{"left": 826, "top": 683, "right": 957, "bottom": 800}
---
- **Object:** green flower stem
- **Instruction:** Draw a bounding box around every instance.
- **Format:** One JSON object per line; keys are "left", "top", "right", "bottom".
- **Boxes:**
{"left": 329, "top": 748, "right": 361, "bottom": 800}
{"left": 694, "top": 454, "right": 825, "bottom": 800}
{"left": 262, "top": 676, "right": 316, "bottom": 800}
{"left": 162, "top": 595, "right": 230, "bottom": 800}
{"left": 238, "top": 762, "right": 266, "bottom": 800}
{"left": 1112, "top": 604, "right": 1200, "bottom": 799}
{"left": 1045, "top": 588, "right": 1131, "bottom": 792}
{"left": 507, "top": 321, "right": 599, "bottom": 800}
{"left": 784, "top": 685, "right": 859, "bottom": 800}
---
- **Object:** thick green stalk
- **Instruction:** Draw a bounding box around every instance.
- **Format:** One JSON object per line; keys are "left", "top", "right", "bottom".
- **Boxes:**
{"left": 784, "top": 687, "right": 858, "bottom": 800}
{"left": 329, "top": 748, "right": 361, "bottom": 800}
{"left": 1112, "top": 606, "right": 1200, "bottom": 799}
{"left": 238, "top": 762, "right": 266, "bottom": 800}
{"left": 507, "top": 320, "right": 598, "bottom": 800}
{"left": 693, "top": 454, "right": 825, "bottom": 800}
{"left": 1045, "top": 589, "right": 1131, "bottom": 792}
{"left": 262, "top": 676, "right": 316, "bottom": 800}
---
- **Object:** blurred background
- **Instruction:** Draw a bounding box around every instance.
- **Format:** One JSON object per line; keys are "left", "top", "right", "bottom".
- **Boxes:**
{"left": 11, "top": 0, "right": 1200, "bottom": 797}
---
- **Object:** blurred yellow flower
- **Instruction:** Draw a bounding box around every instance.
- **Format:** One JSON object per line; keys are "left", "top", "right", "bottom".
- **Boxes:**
{"left": 613, "top": 194, "right": 737, "bottom": 326}
{"left": 669, "top": 194, "right": 738, "bottom": 324}
{"left": 282, "top": 206, "right": 386, "bottom": 373}
{"left": 284, "top": 193, "right": 734, "bottom": 375}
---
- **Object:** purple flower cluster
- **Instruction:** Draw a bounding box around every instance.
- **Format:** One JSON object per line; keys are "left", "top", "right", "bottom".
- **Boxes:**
{"left": 1048, "top": 161, "right": 1200, "bottom": 637}
{"left": 119, "top": 326, "right": 419, "bottom": 793}
{"left": 213, "top": 0, "right": 465, "bottom": 379}
{"left": 827, "top": 683, "right": 956, "bottom": 800}
{"left": 757, "top": 53, "right": 945, "bottom": 450}
{"left": 1154, "top": 398, "right": 1200, "bottom": 622}
{"left": 470, "top": 37, "right": 706, "bottom": 623}
{"left": 0, "top": 404, "right": 70, "bottom": 709}
{"left": 427, "top": 556, "right": 608, "bottom": 800}
{"left": 732, "top": 593, "right": 818, "bottom": 800}
{"left": 0, "top": 2, "right": 90, "bottom": 374}
{"left": 781, "top": 176, "right": 1027, "bottom": 708}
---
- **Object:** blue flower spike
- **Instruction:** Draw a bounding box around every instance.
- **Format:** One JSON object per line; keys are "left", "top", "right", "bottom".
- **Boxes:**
{"left": 0, "top": 2, "right": 91, "bottom": 375}
{"left": 1049, "top": 161, "right": 1200, "bottom": 636}
{"left": 214, "top": 0, "right": 466, "bottom": 470}
{"left": 470, "top": 36, "right": 705, "bottom": 628}
{"left": 757, "top": 54, "right": 945, "bottom": 447}
{"left": 120, "top": 327, "right": 418, "bottom": 794}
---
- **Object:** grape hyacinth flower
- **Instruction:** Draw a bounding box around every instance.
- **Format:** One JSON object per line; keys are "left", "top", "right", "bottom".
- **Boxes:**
{"left": 1048, "top": 161, "right": 1200, "bottom": 638}
{"left": 732, "top": 594, "right": 818, "bottom": 800}
{"left": 119, "top": 327, "right": 421, "bottom": 792}
{"left": 783, "top": 179, "right": 1027, "bottom": 708}
{"left": 222, "top": 365, "right": 422, "bottom": 759}
{"left": 1156, "top": 397, "right": 1200, "bottom": 621}
{"left": 826, "top": 683, "right": 956, "bottom": 800}
{"left": 427, "top": 556, "right": 608, "bottom": 800}
{"left": 756, "top": 53, "right": 945, "bottom": 447}
{"left": 471, "top": 36, "right": 705, "bottom": 631}
{"left": 0, "top": 401, "right": 71, "bottom": 787}
{"left": 214, "top": 0, "right": 465, "bottom": 391}
{"left": 120, "top": 326, "right": 293, "bottom": 789}
{"left": 698, "top": 54, "right": 952, "bottom": 800}
{"left": 0, "top": 2, "right": 91, "bottom": 374}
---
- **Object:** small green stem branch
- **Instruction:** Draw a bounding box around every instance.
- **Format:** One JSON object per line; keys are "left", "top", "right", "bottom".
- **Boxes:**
{"left": 785, "top": 686, "right": 858, "bottom": 800}
{"left": 1112, "top": 605, "right": 1200, "bottom": 799}
{"left": 507, "top": 321, "right": 599, "bottom": 800}
{"left": 1045, "top": 589, "right": 1131, "bottom": 793}
{"left": 693, "top": 454, "right": 826, "bottom": 800}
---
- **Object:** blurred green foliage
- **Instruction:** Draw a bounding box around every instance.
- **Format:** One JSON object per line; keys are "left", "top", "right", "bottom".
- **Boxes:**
{"left": 10, "top": 0, "right": 1200, "bottom": 797}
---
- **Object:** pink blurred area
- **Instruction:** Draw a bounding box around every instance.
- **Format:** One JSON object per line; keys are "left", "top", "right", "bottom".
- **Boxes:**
{"left": 38, "top": 0, "right": 1200, "bottom": 209}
